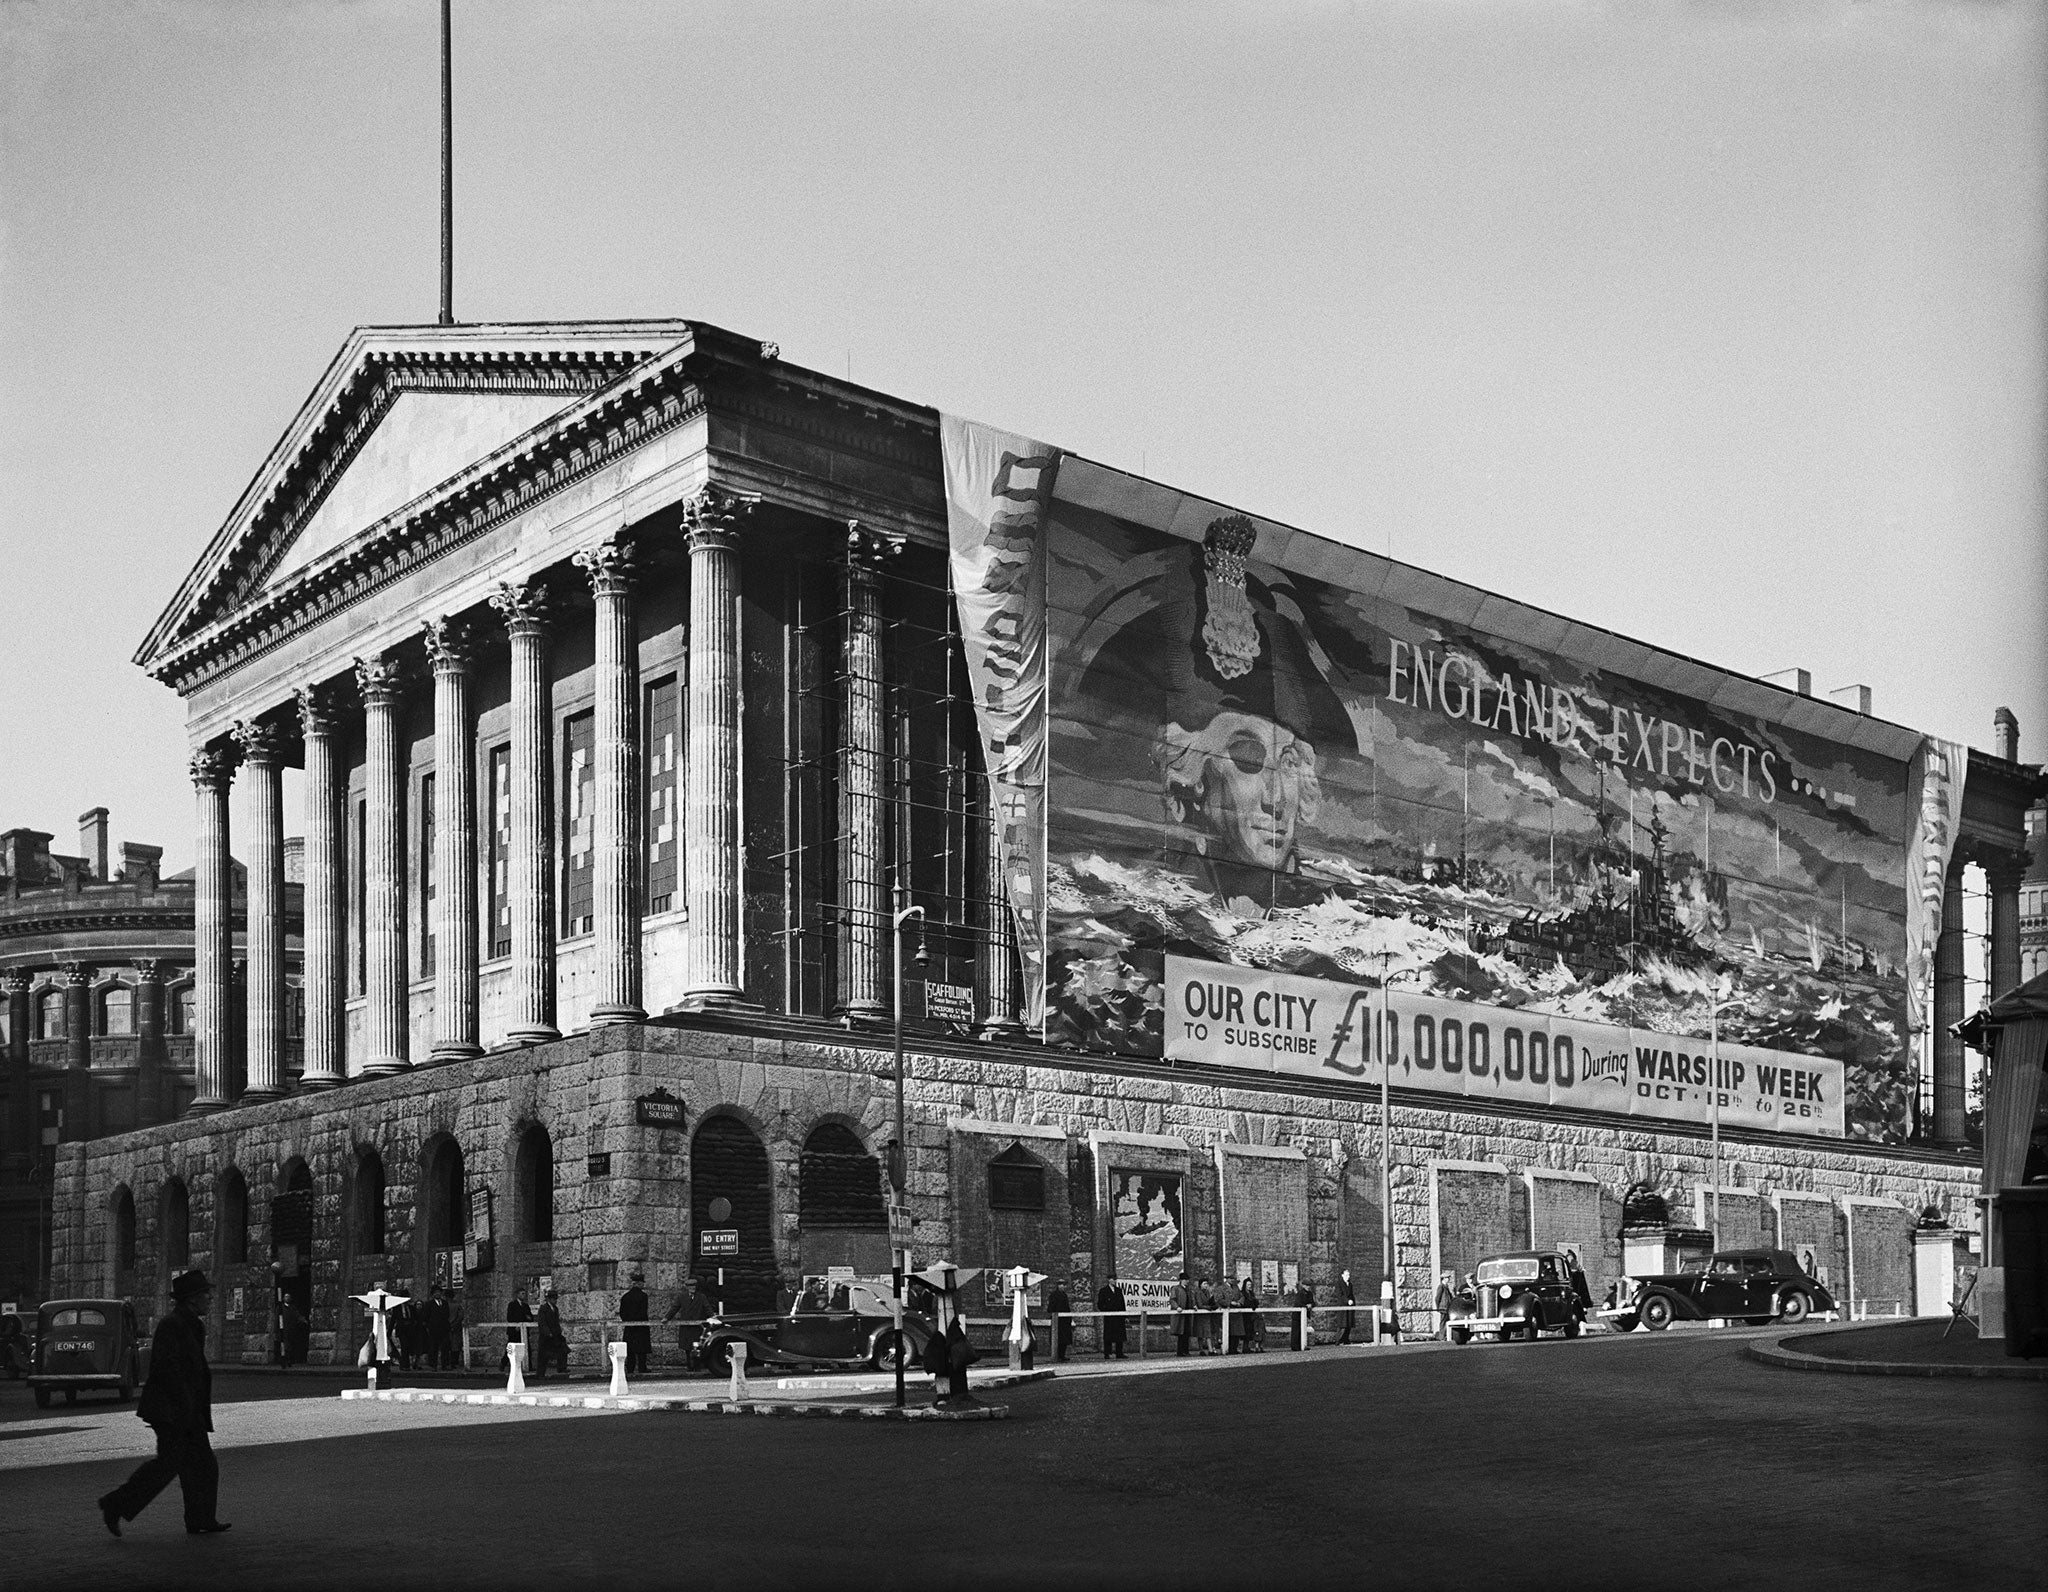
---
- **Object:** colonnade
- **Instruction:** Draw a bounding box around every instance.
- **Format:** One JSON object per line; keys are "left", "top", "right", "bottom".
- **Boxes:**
{"left": 1931, "top": 849, "right": 2031, "bottom": 1143}
{"left": 181, "top": 491, "right": 1019, "bottom": 1116}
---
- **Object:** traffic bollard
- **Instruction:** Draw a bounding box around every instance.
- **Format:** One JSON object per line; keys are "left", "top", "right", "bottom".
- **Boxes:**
{"left": 506, "top": 1340, "right": 526, "bottom": 1395}
{"left": 728, "top": 1342, "right": 748, "bottom": 1402}
{"left": 608, "top": 1341, "right": 629, "bottom": 1397}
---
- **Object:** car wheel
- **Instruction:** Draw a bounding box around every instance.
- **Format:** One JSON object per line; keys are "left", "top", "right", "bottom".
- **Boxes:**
{"left": 1449, "top": 1326, "right": 1471, "bottom": 1345}
{"left": 1563, "top": 1315, "right": 1581, "bottom": 1339}
{"left": 33, "top": 1387, "right": 52, "bottom": 1409}
{"left": 116, "top": 1380, "right": 131, "bottom": 1402}
{"left": 869, "top": 1330, "right": 911, "bottom": 1373}
{"left": 1639, "top": 1295, "right": 1675, "bottom": 1332}
{"left": 1778, "top": 1290, "right": 1812, "bottom": 1325}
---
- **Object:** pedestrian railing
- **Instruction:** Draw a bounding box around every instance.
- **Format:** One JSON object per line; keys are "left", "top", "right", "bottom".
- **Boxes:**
{"left": 1039, "top": 1306, "right": 1386, "bottom": 1354}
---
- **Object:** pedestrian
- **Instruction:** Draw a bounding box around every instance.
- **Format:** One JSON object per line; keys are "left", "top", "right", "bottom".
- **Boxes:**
{"left": 1434, "top": 1270, "right": 1458, "bottom": 1340}
{"left": 1289, "top": 1277, "right": 1313, "bottom": 1349}
{"left": 278, "top": 1297, "right": 308, "bottom": 1368}
{"left": 1170, "top": 1274, "right": 1194, "bottom": 1356}
{"left": 1338, "top": 1268, "right": 1358, "bottom": 1343}
{"left": 98, "top": 1269, "right": 231, "bottom": 1537}
{"left": 535, "top": 1287, "right": 569, "bottom": 1379}
{"left": 391, "top": 1294, "right": 418, "bottom": 1371}
{"left": 664, "top": 1276, "right": 711, "bottom": 1371}
{"left": 1048, "top": 1280, "right": 1073, "bottom": 1362}
{"left": 1198, "top": 1275, "right": 1222, "bottom": 1354}
{"left": 1237, "top": 1276, "right": 1262, "bottom": 1351}
{"left": 620, "top": 1271, "right": 651, "bottom": 1377}
{"left": 425, "top": 1285, "right": 452, "bottom": 1370}
{"left": 1096, "top": 1279, "right": 1128, "bottom": 1359}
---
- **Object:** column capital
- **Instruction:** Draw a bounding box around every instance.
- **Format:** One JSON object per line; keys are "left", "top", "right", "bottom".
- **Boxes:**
{"left": 354, "top": 651, "right": 408, "bottom": 708}
{"left": 845, "top": 520, "right": 904, "bottom": 571}
{"left": 188, "top": 745, "right": 237, "bottom": 791}
{"left": 489, "top": 579, "right": 551, "bottom": 637}
{"left": 231, "top": 717, "right": 291, "bottom": 767}
{"left": 2, "top": 970, "right": 32, "bottom": 996}
{"left": 296, "top": 682, "right": 346, "bottom": 740}
{"left": 131, "top": 958, "right": 167, "bottom": 985}
{"left": 422, "top": 615, "right": 480, "bottom": 674}
{"left": 573, "top": 538, "right": 637, "bottom": 597}
{"left": 1982, "top": 852, "right": 2031, "bottom": 893}
{"left": 59, "top": 961, "right": 95, "bottom": 989}
{"left": 683, "top": 487, "right": 757, "bottom": 553}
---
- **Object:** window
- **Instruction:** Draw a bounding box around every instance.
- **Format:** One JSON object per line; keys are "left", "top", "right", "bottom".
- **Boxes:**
{"left": 988, "top": 1142, "right": 1046, "bottom": 1213}
{"left": 38, "top": 1089, "right": 61, "bottom": 1146}
{"left": 286, "top": 984, "right": 304, "bottom": 1038}
{"left": 38, "top": 989, "right": 66, "bottom": 1039}
{"left": 645, "top": 675, "right": 681, "bottom": 915}
{"left": 351, "top": 797, "right": 367, "bottom": 994}
{"left": 170, "top": 986, "right": 195, "bottom": 1037}
{"left": 0, "top": 1004, "right": 10, "bottom": 1047}
{"left": 562, "top": 710, "right": 595, "bottom": 937}
{"left": 419, "top": 771, "right": 436, "bottom": 979}
{"left": 489, "top": 745, "right": 513, "bottom": 958}
{"left": 100, "top": 985, "right": 133, "bottom": 1036}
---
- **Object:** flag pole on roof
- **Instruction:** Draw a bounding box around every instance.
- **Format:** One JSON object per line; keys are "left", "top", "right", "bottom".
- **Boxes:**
{"left": 439, "top": 0, "right": 454, "bottom": 326}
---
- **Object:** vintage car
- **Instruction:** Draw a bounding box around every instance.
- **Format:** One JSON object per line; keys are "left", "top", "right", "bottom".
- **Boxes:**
{"left": 28, "top": 1298, "right": 150, "bottom": 1408}
{"left": 1610, "top": 1248, "right": 1836, "bottom": 1331}
{"left": 1446, "top": 1251, "right": 1592, "bottom": 1344}
{"left": 699, "top": 1280, "right": 937, "bottom": 1372}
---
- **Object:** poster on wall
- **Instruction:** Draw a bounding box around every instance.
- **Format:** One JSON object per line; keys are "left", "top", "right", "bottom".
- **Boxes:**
{"left": 1109, "top": 1168, "right": 1184, "bottom": 1282}
{"left": 937, "top": 426, "right": 1921, "bottom": 1142}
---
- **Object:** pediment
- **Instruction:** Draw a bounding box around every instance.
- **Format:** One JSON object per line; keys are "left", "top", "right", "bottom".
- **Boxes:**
{"left": 138, "top": 321, "right": 697, "bottom": 675}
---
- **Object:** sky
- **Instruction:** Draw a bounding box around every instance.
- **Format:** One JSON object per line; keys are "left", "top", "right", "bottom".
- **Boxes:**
{"left": 1, "top": 0, "right": 2043, "bottom": 880}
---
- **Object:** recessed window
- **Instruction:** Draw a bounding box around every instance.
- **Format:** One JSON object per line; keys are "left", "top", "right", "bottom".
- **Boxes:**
{"left": 100, "top": 985, "right": 133, "bottom": 1036}
{"left": 988, "top": 1142, "right": 1046, "bottom": 1213}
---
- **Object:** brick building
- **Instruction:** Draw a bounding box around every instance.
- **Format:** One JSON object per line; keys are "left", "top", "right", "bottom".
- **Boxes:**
{"left": 46, "top": 320, "right": 2038, "bottom": 1363}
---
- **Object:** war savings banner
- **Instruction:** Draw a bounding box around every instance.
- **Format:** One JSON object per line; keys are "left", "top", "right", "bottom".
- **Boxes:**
{"left": 1018, "top": 462, "right": 1918, "bottom": 1143}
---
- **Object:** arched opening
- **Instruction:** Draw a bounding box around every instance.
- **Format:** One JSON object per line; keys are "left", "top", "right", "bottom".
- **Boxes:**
{"left": 218, "top": 1166, "right": 249, "bottom": 1265}
{"left": 691, "top": 1114, "right": 777, "bottom": 1312}
{"left": 270, "top": 1159, "right": 315, "bottom": 1355}
{"left": 354, "top": 1148, "right": 386, "bottom": 1255}
{"left": 513, "top": 1122, "right": 553, "bottom": 1244}
{"left": 38, "top": 988, "right": 66, "bottom": 1039}
{"left": 798, "top": 1122, "right": 888, "bottom": 1277}
{"left": 160, "top": 1177, "right": 190, "bottom": 1279}
{"left": 109, "top": 1185, "right": 136, "bottom": 1298}
{"left": 100, "top": 984, "right": 133, "bottom": 1036}
{"left": 422, "top": 1135, "right": 467, "bottom": 1292}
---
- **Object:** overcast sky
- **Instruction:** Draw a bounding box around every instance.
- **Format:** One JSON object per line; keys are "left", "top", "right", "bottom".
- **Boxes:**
{"left": 1, "top": 0, "right": 2042, "bottom": 874}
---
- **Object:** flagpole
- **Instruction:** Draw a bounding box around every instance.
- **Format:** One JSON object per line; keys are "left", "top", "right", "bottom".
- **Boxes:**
{"left": 439, "top": 0, "right": 454, "bottom": 326}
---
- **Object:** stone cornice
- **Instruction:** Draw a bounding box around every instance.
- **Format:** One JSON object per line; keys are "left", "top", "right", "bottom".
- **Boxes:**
{"left": 146, "top": 356, "right": 706, "bottom": 695}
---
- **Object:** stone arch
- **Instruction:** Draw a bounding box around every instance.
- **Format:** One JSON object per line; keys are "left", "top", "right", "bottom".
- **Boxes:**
{"left": 351, "top": 1144, "right": 387, "bottom": 1256}
{"left": 798, "top": 1119, "right": 888, "bottom": 1278}
{"left": 690, "top": 1111, "right": 777, "bottom": 1312}
{"left": 217, "top": 1165, "right": 250, "bottom": 1266}
{"left": 108, "top": 1184, "right": 136, "bottom": 1299}
{"left": 35, "top": 984, "right": 66, "bottom": 1040}
{"left": 418, "top": 1132, "right": 467, "bottom": 1290}
{"left": 96, "top": 976, "right": 135, "bottom": 1037}
{"left": 510, "top": 1120, "right": 553, "bottom": 1245}
{"left": 158, "top": 1176, "right": 191, "bottom": 1288}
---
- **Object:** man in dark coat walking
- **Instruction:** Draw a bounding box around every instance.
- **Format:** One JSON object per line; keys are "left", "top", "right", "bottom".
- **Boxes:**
{"left": 99, "top": 1269, "right": 230, "bottom": 1537}
{"left": 1096, "top": 1280, "right": 1128, "bottom": 1359}
{"left": 1337, "top": 1268, "right": 1358, "bottom": 1343}
{"left": 619, "top": 1271, "right": 651, "bottom": 1377}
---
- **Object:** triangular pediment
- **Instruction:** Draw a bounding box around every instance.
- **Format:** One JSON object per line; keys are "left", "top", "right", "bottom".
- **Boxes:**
{"left": 137, "top": 320, "right": 698, "bottom": 675}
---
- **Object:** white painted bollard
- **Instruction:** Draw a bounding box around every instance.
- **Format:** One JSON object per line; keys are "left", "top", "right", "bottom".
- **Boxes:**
{"left": 728, "top": 1342, "right": 748, "bottom": 1402}
{"left": 506, "top": 1340, "right": 526, "bottom": 1395}
{"left": 608, "top": 1340, "right": 630, "bottom": 1397}
{"left": 367, "top": 1365, "right": 378, "bottom": 1393}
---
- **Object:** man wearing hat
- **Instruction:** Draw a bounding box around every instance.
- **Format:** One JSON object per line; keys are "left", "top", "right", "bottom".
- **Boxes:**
{"left": 98, "top": 1268, "right": 230, "bottom": 1537}
{"left": 619, "top": 1270, "right": 651, "bottom": 1377}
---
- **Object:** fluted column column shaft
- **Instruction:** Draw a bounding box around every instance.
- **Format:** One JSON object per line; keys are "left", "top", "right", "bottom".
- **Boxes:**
{"left": 838, "top": 530, "right": 888, "bottom": 1022}
{"left": 296, "top": 689, "right": 346, "bottom": 1089}
{"left": 1987, "top": 858, "right": 2024, "bottom": 999}
{"left": 234, "top": 721, "right": 288, "bottom": 1099}
{"left": 189, "top": 748, "right": 235, "bottom": 1114}
{"left": 358, "top": 657, "right": 410, "bottom": 1075}
{"left": 492, "top": 583, "right": 559, "bottom": 1043}
{"left": 683, "top": 500, "right": 750, "bottom": 1007}
{"left": 1932, "top": 859, "right": 1968, "bottom": 1143}
{"left": 979, "top": 804, "right": 1022, "bottom": 1037}
{"left": 579, "top": 543, "right": 645, "bottom": 1023}
{"left": 4, "top": 973, "right": 31, "bottom": 1156}
{"left": 426, "top": 622, "right": 482, "bottom": 1058}
{"left": 133, "top": 961, "right": 165, "bottom": 1127}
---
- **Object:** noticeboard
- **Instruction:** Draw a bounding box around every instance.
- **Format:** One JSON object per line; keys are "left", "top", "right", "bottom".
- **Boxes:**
{"left": 922, "top": 980, "right": 976, "bottom": 1026}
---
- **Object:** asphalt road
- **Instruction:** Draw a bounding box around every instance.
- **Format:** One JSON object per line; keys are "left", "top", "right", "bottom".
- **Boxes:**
{"left": 1, "top": 1330, "right": 2041, "bottom": 1591}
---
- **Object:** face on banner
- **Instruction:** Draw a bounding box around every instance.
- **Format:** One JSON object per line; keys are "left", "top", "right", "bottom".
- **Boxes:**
{"left": 1033, "top": 473, "right": 1911, "bottom": 1140}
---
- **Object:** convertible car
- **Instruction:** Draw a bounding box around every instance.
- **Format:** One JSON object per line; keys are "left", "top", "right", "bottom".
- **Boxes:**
{"left": 1610, "top": 1248, "right": 1836, "bottom": 1331}
{"left": 1445, "top": 1250, "right": 1592, "bottom": 1344}
{"left": 699, "top": 1280, "right": 936, "bottom": 1372}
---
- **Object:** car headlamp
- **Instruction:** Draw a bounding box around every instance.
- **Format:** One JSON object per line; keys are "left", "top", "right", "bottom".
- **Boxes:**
{"left": 1498, "top": 1285, "right": 1513, "bottom": 1300}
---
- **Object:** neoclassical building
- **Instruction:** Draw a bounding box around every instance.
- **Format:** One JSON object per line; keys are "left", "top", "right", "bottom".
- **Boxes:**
{"left": 46, "top": 320, "right": 2039, "bottom": 1363}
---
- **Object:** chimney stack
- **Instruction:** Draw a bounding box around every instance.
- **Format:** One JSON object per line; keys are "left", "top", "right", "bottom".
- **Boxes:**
{"left": 1829, "top": 684, "right": 1873, "bottom": 716}
{"left": 1993, "top": 707, "right": 2020, "bottom": 762}
{"left": 78, "top": 808, "right": 109, "bottom": 880}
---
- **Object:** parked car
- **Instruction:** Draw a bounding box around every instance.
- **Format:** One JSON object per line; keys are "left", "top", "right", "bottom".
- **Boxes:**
{"left": 699, "top": 1280, "right": 936, "bottom": 1372}
{"left": 0, "top": 1311, "right": 30, "bottom": 1378}
{"left": 1611, "top": 1248, "right": 1835, "bottom": 1331}
{"left": 1445, "top": 1250, "right": 1592, "bottom": 1344}
{"left": 28, "top": 1298, "right": 149, "bottom": 1408}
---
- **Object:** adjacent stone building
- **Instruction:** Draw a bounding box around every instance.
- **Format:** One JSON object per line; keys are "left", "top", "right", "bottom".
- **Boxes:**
{"left": 45, "top": 319, "right": 2037, "bottom": 1362}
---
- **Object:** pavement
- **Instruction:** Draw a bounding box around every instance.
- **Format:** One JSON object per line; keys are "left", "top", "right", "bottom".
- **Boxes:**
{"left": 1750, "top": 1317, "right": 2048, "bottom": 1379}
{"left": 1, "top": 1326, "right": 2040, "bottom": 1590}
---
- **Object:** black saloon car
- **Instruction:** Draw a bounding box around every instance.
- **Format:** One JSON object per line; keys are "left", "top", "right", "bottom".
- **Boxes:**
{"left": 1612, "top": 1247, "right": 1836, "bottom": 1331}
{"left": 1445, "top": 1250, "right": 1592, "bottom": 1344}
{"left": 28, "top": 1298, "right": 149, "bottom": 1407}
{"left": 699, "top": 1280, "right": 935, "bottom": 1372}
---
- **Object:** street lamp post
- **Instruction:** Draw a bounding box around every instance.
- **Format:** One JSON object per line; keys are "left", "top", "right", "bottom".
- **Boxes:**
{"left": 890, "top": 875, "right": 926, "bottom": 1409}
{"left": 1709, "top": 971, "right": 1732, "bottom": 1247}
{"left": 1379, "top": 952, "right": 1400, "bottom": 1340}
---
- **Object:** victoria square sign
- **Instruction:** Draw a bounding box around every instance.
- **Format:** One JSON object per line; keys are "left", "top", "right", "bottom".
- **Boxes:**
{"left": 942, "top": 421, "right": 1962, "bottom": 1144}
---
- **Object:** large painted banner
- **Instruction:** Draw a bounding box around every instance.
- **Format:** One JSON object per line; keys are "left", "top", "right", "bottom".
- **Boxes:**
{"left": 938, "top": 432, "right": 1921, "bottom": 1140}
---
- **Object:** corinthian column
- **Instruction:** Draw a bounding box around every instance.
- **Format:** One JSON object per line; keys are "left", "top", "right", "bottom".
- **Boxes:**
{"left": 188, "top": 745, "right": 236, "bottom": 1115}
{"left": 232, "top": 717, "right": 289, "bottom": 1100}
{"left": 979, "top": 805, "right": 1022, "bottom": 1038}
{"left": 575, "top": 540, "right": 645, "bottom": 1024}
{"left": 356, "top": 653, "right": 410, "bottom": 1076}
{"left": 838, "top": 524, "right": 892, "bottom": 1024}
{"left": 425, "top": 618, "right": 482, "bottom": 1059}
{"left": 295, "top": 685, "right": 346, "bottom": 1089}
{"left": 489, "top": 580, "right": 559, "bottom": 1043}
{"left": 1986, "top": 854, "right": 2025, "bottom": 1000}
{"left": 681, "top": 490, "right": 755, "bottom": 1010}
{"left": 4, "top": 972, "right": 32, "bottom": 1156}
{"left": 1932, "top": 857, "right": 1967, "bottom": 1143}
